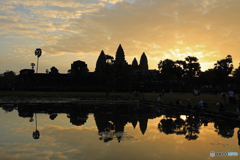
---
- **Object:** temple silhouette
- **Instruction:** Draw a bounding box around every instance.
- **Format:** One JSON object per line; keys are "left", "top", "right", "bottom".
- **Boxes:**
{"left": 16, "top": 44, "right": 159, "bottom": 91}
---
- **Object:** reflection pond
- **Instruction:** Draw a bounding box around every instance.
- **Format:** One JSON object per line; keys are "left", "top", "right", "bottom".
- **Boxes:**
{"left": 0, "top": 103, "right": 240, "bottom": 160}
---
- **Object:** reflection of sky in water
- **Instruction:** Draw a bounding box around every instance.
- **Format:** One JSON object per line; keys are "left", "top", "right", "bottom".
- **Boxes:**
{"left": 0, "top": 109, "right": 239, "bottom": 160}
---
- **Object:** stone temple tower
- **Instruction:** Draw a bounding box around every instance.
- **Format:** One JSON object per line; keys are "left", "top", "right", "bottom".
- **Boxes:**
{"left": 115, "top": 44, "right": 126, "bottom": 65}
{"left": 114, "top": 44, "right": 128, "bottom": 76}
{"left": 139, "top": 52, "right": 148, "bottom": 71}
{"left": 95, "top": 50, "right": 106, "bottom": 73}
{"left": 132, "top": 57, "right": 138, "bottom": 67}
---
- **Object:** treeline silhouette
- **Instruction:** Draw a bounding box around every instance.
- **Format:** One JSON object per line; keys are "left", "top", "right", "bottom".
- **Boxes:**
{"left": 1, "top": 44, "right": 240, "bottom": 92}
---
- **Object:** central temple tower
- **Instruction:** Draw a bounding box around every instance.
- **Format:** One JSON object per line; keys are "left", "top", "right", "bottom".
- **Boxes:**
{"left": 115, "top": 44, "right": 126, "bottom": 65}
{"left": 139, "top": 52, "right": 148, "bottom": 71}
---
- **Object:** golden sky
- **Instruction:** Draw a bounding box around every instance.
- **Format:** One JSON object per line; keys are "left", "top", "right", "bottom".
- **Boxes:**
{"left": 0, "top": 0, "right": 240, "bottom": 74}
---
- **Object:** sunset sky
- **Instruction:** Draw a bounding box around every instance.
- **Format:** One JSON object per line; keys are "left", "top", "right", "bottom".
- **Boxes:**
{"left": 1, "top": 0, "right": 240, "bottom": 74}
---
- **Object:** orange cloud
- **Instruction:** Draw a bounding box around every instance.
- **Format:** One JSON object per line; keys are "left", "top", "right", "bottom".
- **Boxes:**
{"left": 1, "top": 0, "right": 240, "bottom": 73}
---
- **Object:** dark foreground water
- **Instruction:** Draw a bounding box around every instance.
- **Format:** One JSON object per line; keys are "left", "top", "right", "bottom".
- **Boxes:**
{"left": 0, "top": 104, "right": 239, "bottom": 160}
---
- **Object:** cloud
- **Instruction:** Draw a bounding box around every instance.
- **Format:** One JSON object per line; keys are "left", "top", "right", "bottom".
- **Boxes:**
{"left": 0, "top": 60, "right": 4, "bottom": 65}
{"left": 0, "top": 14, "right": 19, "bottom": 22}
{"left": 28, "top": 8, "right": 83, "bottom": 20}
{"left": 101, "top": 0, "right": 124, "bottom": 4}
{"left": 40, "top": 0, "right": 240, "bottom": 61}
{"left": 0, "top": 0, "right": 104, "bottom": 41}
{"left": 3, "top": 0, "right": 81, "bottom": 8}
{"left": 1, "top": 0, "right": 240, "bottom": 72}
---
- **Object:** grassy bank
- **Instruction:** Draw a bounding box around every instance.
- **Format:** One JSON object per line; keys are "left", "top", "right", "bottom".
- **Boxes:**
{"left": 0, "top": 91, "right": 239, "bottom": 114}
{"left": 143, "top": 92, "right": 239, "bottom": 113}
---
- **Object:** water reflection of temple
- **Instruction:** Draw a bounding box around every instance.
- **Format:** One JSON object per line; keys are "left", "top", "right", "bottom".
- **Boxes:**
{"left": 1, "top": 104, "right": 240, "bottom": 144}
{"left": 94, "top": 112, "right": 149, "bottom": 143}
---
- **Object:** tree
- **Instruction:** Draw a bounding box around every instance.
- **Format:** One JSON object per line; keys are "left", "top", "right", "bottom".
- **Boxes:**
{"left": 158, "top": 59, "right": 176, "bottom": 80}
{"left": 214, "top": 55, "right": 233, "bottom": 87}
{"left": 199, "top": 69, "right": 217, "bottom": 85}
{"left": 49, "top": 66, "right": 59, "bottom": 74}
{"left": 31, "top": 63, "right": 35, "bottom": 70}
{"left": 174, "top": 60, "right": 186, "bottom": 80}
{"left": 2, "top": 106, "right": 15, "bottom": 112}
{"left": 2, "top": 70, "right": 16, "bottom": 88}
{"left": 233, "top": 66, "right": 240, "bottom": 79}
{"left": 184, "top": 56, "right": 201, "bottom": 86}
{"left": 35, "top": 48, "right": 42, "bottom": 73}
{"left": 233, "top": 65, "right": 240, "bottom": 85}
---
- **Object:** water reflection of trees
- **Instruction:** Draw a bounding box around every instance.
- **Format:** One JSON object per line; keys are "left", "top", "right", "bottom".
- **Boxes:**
{"left": 184, "top": 115, "right": 201, "bottom": 140}
{"left": 158, "top": 112, "right": 240, "bottom": 142}
{"left": 67, "top": 113, "right": 88, "bottom": 126}
{"left": 1, "top": 105, "right": 15, "bottom": 113}
{"left": 158, "top": 115, "right": 202, "bottom": 141}
{"left": 214, "top": 120, "right": 235, "bottom": 138}
{"left": 158, "top": 115, "right": 186, "bottom": 135}
{"left": 1, "top": 103, "right": 240, "bottom": 144}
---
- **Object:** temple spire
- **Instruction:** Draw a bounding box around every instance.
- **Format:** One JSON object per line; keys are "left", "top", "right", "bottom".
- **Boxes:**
{"left": 95, "top": 50, "right": 106, "bottom": 73}
{"left": 139, "top": 52, "right": 148, "bottom": 71}
{"left": 115, "top": 44, "right": 125, "bottom": 64}
{"left": 132, "top": 57, "right": 138, "bottom": 67}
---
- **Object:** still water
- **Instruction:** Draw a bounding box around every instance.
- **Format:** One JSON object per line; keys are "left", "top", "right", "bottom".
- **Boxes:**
{"left": 0, "top": 104, "right": 239, "bottom": 160}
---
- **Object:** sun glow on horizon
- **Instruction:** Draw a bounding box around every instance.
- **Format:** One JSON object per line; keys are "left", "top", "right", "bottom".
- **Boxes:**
{"left": 180, "top": 115, "right": 187, "bottom": 121}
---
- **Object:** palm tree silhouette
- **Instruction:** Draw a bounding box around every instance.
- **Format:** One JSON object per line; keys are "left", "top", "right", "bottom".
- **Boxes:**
{"left": 35, "top": 48, "right": 42, "bottom": 73}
